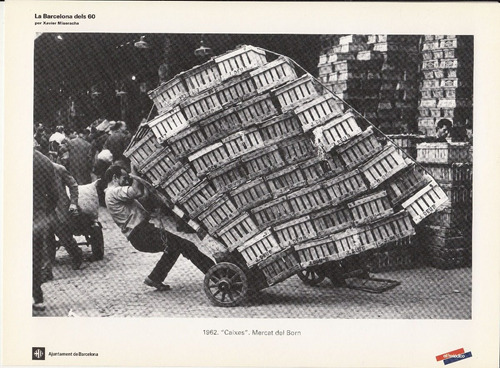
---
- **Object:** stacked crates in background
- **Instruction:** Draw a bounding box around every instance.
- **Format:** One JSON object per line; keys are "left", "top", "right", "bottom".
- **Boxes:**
{"left": 125, "top": 44, "right": 452, "bottom": 288}
{"left": 418, "top": 35, "right": 473, "bottom": 137}
{"left": 416, "top": 142, "right": 472, "bottom": 269}
{"left": 318, "top": 34, "right": 421, "bottom": 134}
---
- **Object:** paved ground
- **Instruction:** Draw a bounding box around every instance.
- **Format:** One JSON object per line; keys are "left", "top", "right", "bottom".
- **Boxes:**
{"left": 34, "top": 207, "right": 472, "bottom": 319}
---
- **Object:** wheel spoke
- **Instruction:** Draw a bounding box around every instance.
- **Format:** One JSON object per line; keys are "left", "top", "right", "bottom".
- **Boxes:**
{"left": 210, "top": 276, "right": 220, "bottom": 284}
{"left": 221, "top": 291, "right": 227, "bottom": 302}
{"left": 209, "top": 284, "right": 219, "bottom": 289}
{"left": 230, "top": 274, "right": 241, "bottom": 283}
{"left": 228, "top": 291, "right": 234, "bottom": 302}
{"left": 212, "top": 289, "right": 221, "bottom": 298}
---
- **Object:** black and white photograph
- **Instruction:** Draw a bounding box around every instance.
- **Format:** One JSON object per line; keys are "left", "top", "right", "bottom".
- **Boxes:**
{"left": 2, "top": 2, "right": 500, "bottom": 368}
{"left": 31, "top": 32, "right": 474, "bottom": 318}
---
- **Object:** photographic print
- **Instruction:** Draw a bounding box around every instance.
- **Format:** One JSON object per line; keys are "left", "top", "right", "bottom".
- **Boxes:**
{"left": 2, "top": 2, "right": 499, "bottom": 367}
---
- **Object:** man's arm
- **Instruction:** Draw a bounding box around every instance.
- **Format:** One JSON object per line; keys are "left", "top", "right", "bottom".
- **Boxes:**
{"left": 60, "top": 165, "right": 79, "bottom": 206}
{"left": 126, "top": 163, "right": 144, "bottom": 199}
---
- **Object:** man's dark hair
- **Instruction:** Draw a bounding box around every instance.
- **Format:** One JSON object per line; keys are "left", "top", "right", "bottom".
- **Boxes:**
{"left": 110, "top": 121, "right": 123, "bottom": 132}
{"left": 437, "top": 118, "right": 452, "bottom": 130}
{"left": 104, "top": 165, "right": 125, "bottom": 184}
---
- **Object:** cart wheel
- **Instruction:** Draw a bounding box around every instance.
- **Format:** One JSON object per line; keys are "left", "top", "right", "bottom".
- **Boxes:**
{"left": 88, "top": 223, "right": 104, "bottom": 261}
{"left": 204, "top": 263, "right": 248, "bottom": 307}
{"left": 297, "top": 268, "right": 326, "bottom": 286}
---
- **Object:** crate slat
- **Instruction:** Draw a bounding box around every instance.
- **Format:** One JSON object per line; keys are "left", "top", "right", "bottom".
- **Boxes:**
{"left": 178, "top": 179, "right": 219, "bottom": 218}
{"left": 214, "top": 45, "right": 267, "bottom": 81}
{"left": 198, "top": 195, "right": 239, "bottom": 234}
{"left": 384, "top": 164, "right": 431, "bottom": 205}
{"left": 184, "top": 60, "right": 222, "bottom": 96}
{"left": 401, "top": 181, "right": 449, "bottom": 224}
{"left": 139, "top": 148, "right": 181, "bottom": 187}
{"left": 257, "top": 248, "right": 301, "bottom": 286}
{"left": 237, "top": 228, "right": 281, "bottom": 267}
{"left": 235, "top": 93, "right": 278, "bottom": 127}
{"left": 208, "top": 160, "right": 248, "bottom": 193}
{"left": 229, "top": 178, "right": 272, "bottom": 212}
{"left": 199, "top": 106, "right": 243, "bottom": 143}
{"left": 188, "top": 142, "right": 232, "bottom": 176}
{"left": 148, "top": 107, "right": 189, "bottom": 143}
{"left": 295, "top": 236, "right": 340, "bottom": 268}
{"left": 286, "top": 184, "right": 330, "bottom": 216}
{"left": 222, "top": 128, "right": 264, "bottom": 159}
{"left": 265, "top": 164, "right": 307, "bottom": 197}
{"left": 416, "top": 142, "right": 472, "bottom": 164}
{"left": 159, "top": 165, "right": 200, "bottom": 203}
{"left": 347, "top": 190, "right": 394, "bottom": 225}
{"left": 322, "top": 170, "right": 369, "bottom": 206}
{"left": 312, "top": 110, "right": 363, "bottom": 150}
{"left": 279, "top": 136, "right": 317, "bottom": 165}
{"left": 250, "top": 56, "right": 297, "bottom": 94}
{"left": 147, "top": 75, "right": 189, "bottom": 113}
{"left": 257, "top": 112, "right": 302, "bottom": 145}
{"left": 166, "top": 125, "right": 207, "bottom": 159}
{"left": 215, "top": 73, "right": 258, "bottom": 107}
{"left": 273, "top": 215, "right": 317, "bottom": 248}
{"left": 335, "top": 126, "right": 382, "bottom": 169}
{"left": 251, "top": 196, "right": 294, "bottom": 229}
{"left": 360, "top": 144, "right": 410, "bottom": 189}
{"left": 242, "top": 145, "right": 286, "bottom": 179}
{"left": 180, "top": 88, "right": 223, "bottom": 124}
{"left": 124, "top": 128, "right": 163, "bottom": 170}
{"left": 294, "top": 95, "right": 344, "bottom": 132}
{"left": 357, "top": 211, "right": 416, "bottom": 250}
{"left": 272, "top": 74, "right": 320, "bottom": 112}
{"left": 215, "top": 212, "right": 260, "bottom": 251}
{"left": 311, "top": 206, "right": 354, "bottom": 237}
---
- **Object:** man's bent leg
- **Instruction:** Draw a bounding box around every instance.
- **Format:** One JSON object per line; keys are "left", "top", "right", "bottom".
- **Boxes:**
{"left": 168, "top": 232, "right": 215, "bottom": 274}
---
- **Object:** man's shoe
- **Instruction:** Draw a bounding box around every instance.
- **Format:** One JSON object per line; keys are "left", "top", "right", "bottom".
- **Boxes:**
{"left": 144, "top": 277, "right": 171, "bottom": 291}
{"left": 72, "top": 249, "right": 83, "bottom": 270}
{"left": 33, "top": 303, "right": 46, "bottom": 312}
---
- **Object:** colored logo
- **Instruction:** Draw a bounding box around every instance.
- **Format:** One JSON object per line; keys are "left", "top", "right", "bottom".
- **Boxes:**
{"left": 436, "top": 348, "right": 472, "bottom": 365}
{"left": 32, "top": 347, "right": 45, "bottom": 360}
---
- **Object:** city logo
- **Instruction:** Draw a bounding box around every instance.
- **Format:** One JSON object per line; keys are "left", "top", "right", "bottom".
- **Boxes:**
{"left": 32, "top": 347, "right": 45, "bottom": 360}
{"left": 436, "top": 348, "right": 472, "bottom": 365}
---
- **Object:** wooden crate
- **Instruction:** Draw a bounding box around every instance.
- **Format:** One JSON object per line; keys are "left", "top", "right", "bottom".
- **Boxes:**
{"left": 357, "top": 211, "right": 416, "bottom": 250}
{"left": 147, "top": 75, "right": 189, "bottom": 113}
{"left": 222, "top": 128, "right": 264, "bottom": 159}
{"left": 198, "top": 195, "right": 239, "bottom": 234}
{"left": 229, "top": 177, "right": 272, "bottom": 212}
{"left": 251, "top": 196, "right": 293, "bottom": 229}
{"left": 178, "top": 179, "right": 219, "bottom": 218}
{"left": 312, "top": 111, "right": 363, "bottom": 150}
{"left": 335, "top": 126, "right": 382, "bottom": 168}
{"left": 158, "top": 165, "right": 200, "bottom": 203}
{"left": 311, "top": 206, "right": 354, "bottom": 237}
{"left": 295, "top": 236, "right": 341, "bottom": 268}
{"left": 180, "top": 88, "right": 223, "bottom": 124}
{"left": 123, "top": 128, "right": 162, "bottom": 170}
{"left": 183, "top": 60, "right": 221, "bottom": 96}
{"left": 188, "top": 142, "right": 231, "bottom": 176}
{"left": 215, "top": 72, "right": 258, "bottom": 107}
{"left": 294, "top": 95, "right": 344, "bottom": 132}
{"left": 423, "top": 163, "right": 472, "bottom": 184}
{"left": 148, "top": 107, "right": 189, "bottom": 143}
{"left": 250, "top": 56, "right": 297, "bottom": 93}
{"left": 330, "top": 229, "right": 366, "bottom": 259}
{"left": 272, "top": 74, "right": 320, "bottom": 112}
{"left": 273, "top": 215, "right": 317, "bottom": 248}
{"left": 322, "top": 170, "right": 368, "bottom": 206}
{"left": 360, "top": 144, "right": 410, "bottom": 189}
{"left": 209, "top": 160, "right": 248, "bottom": 193}
{"left": 384, "top": 164, "right": 431, "bottom": 205}
{"left": 257, "top": 247, "right": 301, "bottom": 286}
{"left": 258, "top": 112, "right": 303, "bottom": 145}
{"left": 199, "top": 106, "right": 242, "bottom": 143}
{"left": 237, "top": 228, "right": 281, "bottom": 267}
{"left": 347, "top": 190, "right": 394, "bottom": 225}
{"left": 215, "top": 212, "right": 259, "bottom": 251}
{"left": 139, "top": 148, "right": 181, "bottom": 187}
{"left": 166, "top": 125, "right": 207, "bottom": 159}
{"left": 440, "top": 184, "right": 472, "bottom": 206}
{"left": 366, "top": 236, "right": 421, "bottom": 273}
{"left": 423, "top": 205, "right": 472, "bottom": 229}
{"left": 286, "top": 184, "right": 330, "bottom": 216}
{"left": 401, "top": 180, "right": 449, "bottom": 224}
{"left": 242, "top": 145, "right": 285, "bottom": 179}
{"left": 324, "top": 153, "right": 345, "bottom": 177}
{"left": 214, "top": 45, "right": 267, "bottom": 81}
{"left": 265, "top": 164, "right": 306, "bottom": 197}
{"left": 235, "top": 93, "right": 278, "bottom": 127}
{"left": 279, "top": 136, "right": 317, "bottom": 165}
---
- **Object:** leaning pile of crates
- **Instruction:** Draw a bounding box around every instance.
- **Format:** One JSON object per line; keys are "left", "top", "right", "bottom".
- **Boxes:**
{"left": 416, "top": 142, "right": 472, "bottom": 269}
{"left": 125, "top": 45, "right": 448, "bottom": 288}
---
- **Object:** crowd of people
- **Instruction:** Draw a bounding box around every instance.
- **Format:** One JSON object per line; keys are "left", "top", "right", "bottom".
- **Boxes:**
{"left": 32, "top": 118, "right": 215, "bottom": 312}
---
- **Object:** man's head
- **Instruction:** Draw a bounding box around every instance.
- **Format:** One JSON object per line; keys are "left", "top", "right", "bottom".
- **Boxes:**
{"left": 436, "top": 119, "right": 452, "bottom": 139}
{"left": 104, "top": 165, "right": 130, "bottom": 187}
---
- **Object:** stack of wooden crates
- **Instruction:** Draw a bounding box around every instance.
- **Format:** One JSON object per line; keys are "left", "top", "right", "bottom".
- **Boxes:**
{"left": 318, "top": 34, "right": 421, "bottom": 134}
{"left": 416, "top": 142, "right": 472, "bottom": 269}
{"left": 125, "top": 45, "right": 448, "bottom": 287}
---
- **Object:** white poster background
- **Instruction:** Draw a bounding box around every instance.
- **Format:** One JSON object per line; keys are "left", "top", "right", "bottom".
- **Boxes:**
{"left": 2, "top": 2, "right": 500, "bottom": 367}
